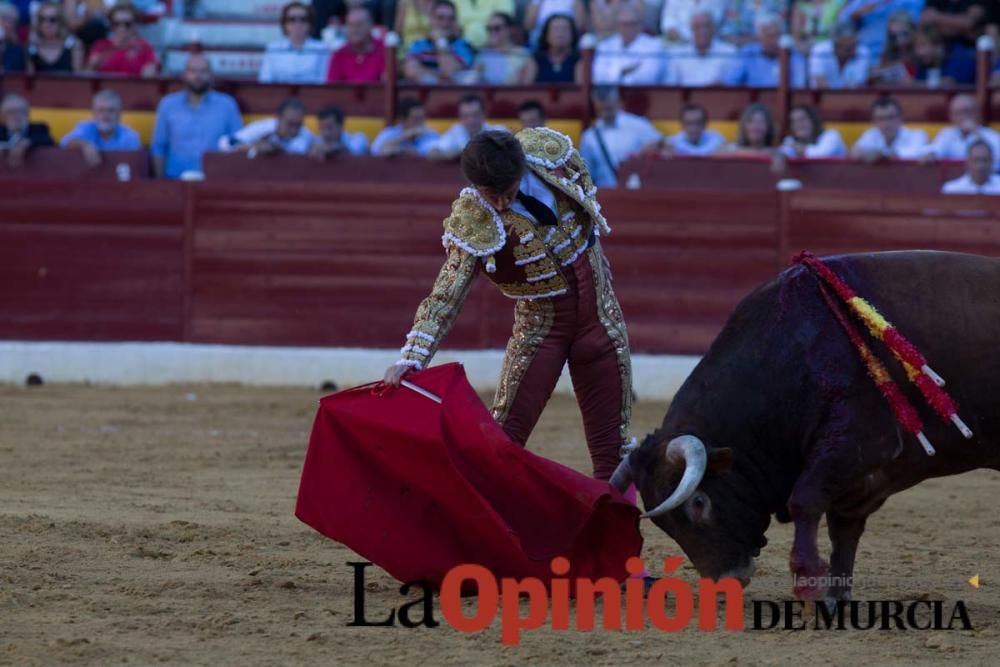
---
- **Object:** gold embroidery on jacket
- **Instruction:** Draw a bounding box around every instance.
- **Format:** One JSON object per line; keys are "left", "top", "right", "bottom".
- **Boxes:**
{"left": 399, "top": 244, "right": 480, "bottom": 367}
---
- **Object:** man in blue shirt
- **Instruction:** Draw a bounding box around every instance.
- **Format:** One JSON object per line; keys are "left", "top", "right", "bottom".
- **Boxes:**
{"left": 61, "top": 90, "right": 141, "bottom": 165}
{"left": 371, "top": 97, "right": 439, "bottom": 157}
{"left": 150, "top": 53, "right": 243, "bottom": 178}
{"left": 734, "top": 13, "right": 807, "bottom": 88}
{"left": 402, "top": 0, "right": 475, "bottom": 83}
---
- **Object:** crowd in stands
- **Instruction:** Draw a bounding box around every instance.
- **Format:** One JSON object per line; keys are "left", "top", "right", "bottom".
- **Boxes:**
{"left": 1, "top": 1, "right": 1000, "bottom": 86}
{"left": 2, "top": 0, "right": 1000, "bottom": 195}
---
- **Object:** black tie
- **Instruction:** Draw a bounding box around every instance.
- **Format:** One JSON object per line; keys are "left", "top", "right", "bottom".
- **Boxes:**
{"left": 516, "top": 191, "right": 559, "bottom": 227}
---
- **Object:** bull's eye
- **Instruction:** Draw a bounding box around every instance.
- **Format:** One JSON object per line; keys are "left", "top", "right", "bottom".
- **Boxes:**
{"left": 686, "top": 493, "right": 712, "bottom": 524}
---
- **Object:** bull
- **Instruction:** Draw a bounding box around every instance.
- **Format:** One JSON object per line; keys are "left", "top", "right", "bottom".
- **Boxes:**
{"left": 611, "top": 250, "right": 1000, "bottom": 601}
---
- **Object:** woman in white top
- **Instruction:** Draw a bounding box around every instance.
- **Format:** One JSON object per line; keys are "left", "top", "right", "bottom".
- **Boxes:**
{"left": 523, "top": 0, "right": 588, "bottom": 47}
{"left": 779, "top": 104, "right": 846, "bottom": 158}
{"left": 259, "top": 2, "right": 330, "bottom": 84}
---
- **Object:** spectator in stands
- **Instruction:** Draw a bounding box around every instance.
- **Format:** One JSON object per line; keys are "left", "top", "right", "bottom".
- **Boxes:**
{"left": 593, "top": 3, "right": 666, "bottom": 84}
{"left": 0, "top": 93, "right": 54, "bottom": 167}
{"left": 664, "top": 10, "right": 740, "bottom": 86}
{"left": 580, "top": 85, "right": 661, "bottom": 187}
{"left": 64, "top": 0, "right": 109, "bottom": 49}
{"left": 910, "top": 23, "right": 975, "bottom": 86}
{"left": 395, "top": 0, "right": 435, "bottom": 52}
{"left": 259, "top": 2, "right": 329, "bottom": 84}
{"left": 150, "top": 54, "right": 243, "bottom": 179}
{"left": 219, "top": 97, "right": 315, "bottom": 157}
{"left": 792, "top": 0, "right": 847, "bottom": 53}
{"left": 309, "top": 105, "right": 369, "bottom": 159}
{"left": 85, "top": 3, "right": 158, "bottom": 77}
{"left": 523, "top": 0, "right": 587, "bottom": 47}
{"left": 60, "top": 90, "right": 140, "bottom": 165}
{"left": 778, "top": 104, "right": 846, "bottom": 158}
{"left": 660, "top": 0, "right": 727, "bottom": 44}
{"left": 719, "top": 0, "right": 788, "bottom": 46}
{"left": 518, "top": 99, "right": 546, "bottom": 129}
{"left": 525, "top": 13, "right": 582, "bottom": 83}
{"left": 475, "top": 12, "right": 532, "bottom": 84}
{"left": 403, "top": 0, "right": 475, "bottom": 83}
{"left": 992, "top": 53, "right": 1000, "bottom": 86}
{"left": 926, "top": 93, "right": 1000, "bottom": 170}
{"left": 311, "top": 0, "right": 383, "bottom": 41}
{"left": 941, "top": 140, "right": 1000, "bottom": 194}
{"left": 26, "top": 1, "right": 82, "bottom": 73}
{"left": 591, "top": 0, "right": 647, "bottom": 39}
{"left": 452, "top": 0, "right": 516, "bottom": 50}
{"left": 920, "top": 0, "right": 989, "bottom": 80}
{"left": 837, "top": 0, "right": 922, "bottom": 60}
{"left": 809, "top": 22, "right": 872, "bottom": 88}
{"left": 723, "top": 102, "right": 776, "bottom": 155}
{"left": 851, "top": 95, "right": 929, "bottom": 161}
{"left": 871, "top": 10, "right": 918, "bottom": 84}
{"left": 372, "top": 97, "right": 439, "bottom": 157}
{"left": 326, "top": 6, "right": 385, "bottom": 82}
{"left": 657, "top": 102, "right": 726, "bottom": 156}
{"left": 427, "top": 94, "right": 507, "bottom": 161}
{"left": 733, "top": 12, "right": 808, "bottom": 87}
{"left": 0, "top": 1, "right": 26, "bottom": 72}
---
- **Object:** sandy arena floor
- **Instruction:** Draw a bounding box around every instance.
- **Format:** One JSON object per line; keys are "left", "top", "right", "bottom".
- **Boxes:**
{"left": 1, "top": 383, "right": 998, "bottom": 666}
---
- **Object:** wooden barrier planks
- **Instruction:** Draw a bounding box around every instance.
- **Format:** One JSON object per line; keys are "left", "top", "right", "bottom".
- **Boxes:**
{"left": 0, "top": 181, "right": 186, "bottom": 340}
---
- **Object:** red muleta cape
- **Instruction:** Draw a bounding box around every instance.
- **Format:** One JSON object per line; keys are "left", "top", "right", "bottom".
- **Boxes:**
{"left": 295, "top": 362, "right": 643, "bottom": 589}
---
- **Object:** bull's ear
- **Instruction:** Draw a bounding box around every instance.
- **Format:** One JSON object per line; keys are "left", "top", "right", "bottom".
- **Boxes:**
{"left": 707, "top": 447, "right": 734, "bottom": 476}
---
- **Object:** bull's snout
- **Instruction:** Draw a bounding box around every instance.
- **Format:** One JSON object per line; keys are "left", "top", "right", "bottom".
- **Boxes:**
{"left": 719, "top": 559, "right": 756, "bottom": 588}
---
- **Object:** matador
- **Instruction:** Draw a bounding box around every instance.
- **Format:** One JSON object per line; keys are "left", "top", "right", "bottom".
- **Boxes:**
{"left": 383, "top": 127, "right": 633, "bottom": 481}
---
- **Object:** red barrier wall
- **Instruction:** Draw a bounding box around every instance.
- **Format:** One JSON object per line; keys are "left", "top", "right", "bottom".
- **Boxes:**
{"left": 3, "top": 178, "right": 999, "bottom": 354}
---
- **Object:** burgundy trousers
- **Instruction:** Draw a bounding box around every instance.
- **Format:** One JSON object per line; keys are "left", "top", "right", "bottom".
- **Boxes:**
{"left": 491, "top": 245, "right": 632, "bottom": 481}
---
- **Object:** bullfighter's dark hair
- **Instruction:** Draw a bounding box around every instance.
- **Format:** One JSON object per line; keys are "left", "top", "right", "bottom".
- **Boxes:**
{"left": 461, "top": 130, "right": 525, "bottom": 194}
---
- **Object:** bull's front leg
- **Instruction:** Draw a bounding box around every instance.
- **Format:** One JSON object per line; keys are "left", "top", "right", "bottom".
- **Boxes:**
{"left": 825, "top": 512, "right": 867, "bottom": 602}
{"left": 787, "top": 471, "right": 831, "bottom": 601}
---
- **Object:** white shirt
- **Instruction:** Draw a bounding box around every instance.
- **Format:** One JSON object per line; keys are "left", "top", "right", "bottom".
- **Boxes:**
{"left": 593, "top": 33, "right": 667, "bottom": 85}
{"left": 580, "top": 111, "right": 662, "bottom": 187}
{"left": 219, "top": 118, "right": 316, "bottom": 155}
{"left": 930, "top": 126, "right": 1000, "bottom": 171}
{"left": 258, "top": 38, "right": 330, "bottom": 84}
{"left": 941, "top": 173, "right": 1000, "bottom": 195}
{"left": 660, "top": 0, "right": 728, "bottom": 42}
{"left": 664, "top": 40, "right": 739, "bottom": 86}
{"left": 668, "top": 129, "right": 726, "bottom": 156}
{"left": 852, "top": 126, "right": 929, "bottom": 160}
{"left": 427, "top": 122, "right": 508, "bottom": 155}
{"left": 808, "top": 40, "right": 871, "bottom": 89}
{"left": 779, "top": 128, "right": 847, "bottom": 158}
{"left": 510, "top": 170, "right": 559, "bottom": 223}
{"left": 321, "top": 130, "right": 370, "bottom": 155}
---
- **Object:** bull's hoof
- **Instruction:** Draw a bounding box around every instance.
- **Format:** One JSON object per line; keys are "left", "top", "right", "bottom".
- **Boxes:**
{"left": 790, "top": 558, "right": 830, "bottom": 601}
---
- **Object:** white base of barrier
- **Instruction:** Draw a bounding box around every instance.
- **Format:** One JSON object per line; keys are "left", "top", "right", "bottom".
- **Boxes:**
{"left": 0, "top": 341, "right": 700, "bottom": 401}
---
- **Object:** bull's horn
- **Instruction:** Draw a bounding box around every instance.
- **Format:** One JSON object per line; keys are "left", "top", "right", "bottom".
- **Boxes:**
{"left": 641, "top": 435, "right": 707, "bottom": 519}
{"left": 609, "top": 455, "right": 633, "bottom": 493}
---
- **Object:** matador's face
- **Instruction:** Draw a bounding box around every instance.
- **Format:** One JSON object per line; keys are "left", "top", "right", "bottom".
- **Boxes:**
{"left": 476, "top": 180, "right": 520, "bottom": 212}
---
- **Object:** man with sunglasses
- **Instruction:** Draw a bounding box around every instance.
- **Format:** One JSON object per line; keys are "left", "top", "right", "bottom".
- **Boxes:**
{"left": 85, "top": 3, "right": 157, "bottom": 77}
{"left": 403, "top": 0, "right": 475, "bottom": 83}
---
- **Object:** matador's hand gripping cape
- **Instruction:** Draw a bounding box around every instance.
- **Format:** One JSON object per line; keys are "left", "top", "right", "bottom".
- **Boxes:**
{"left": 295, "top": 363, "right": 643, "bottom": 588}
